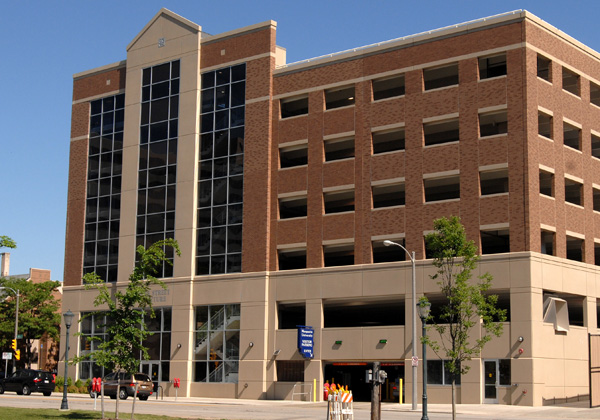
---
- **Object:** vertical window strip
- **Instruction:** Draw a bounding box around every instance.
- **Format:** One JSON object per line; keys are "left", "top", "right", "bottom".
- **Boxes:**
{"left": 84, "top": 93, "right": 124, "bottom": 282}
{"left": 197, "top": 64, "right": 246, "bottom": 275}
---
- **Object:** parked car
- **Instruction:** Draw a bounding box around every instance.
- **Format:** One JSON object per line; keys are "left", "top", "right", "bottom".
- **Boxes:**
{"left": 88, "top": 371, "right": 153, "bottom": 400}
{"left": 0, "top": 369, "right": 55, "bottom": 396}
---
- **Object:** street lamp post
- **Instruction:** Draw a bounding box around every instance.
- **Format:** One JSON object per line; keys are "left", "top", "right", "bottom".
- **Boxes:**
{"left": 417, "top": 301, "right": 431, "bottom": 420}
{"left": 0, "top": 286, "right": 20, "bottom": 373}
{"left": 383, "top": 239, "right": 418, "bottom": 410}
{"left": 60, "top": 309, "right": 74, "bottom": 411}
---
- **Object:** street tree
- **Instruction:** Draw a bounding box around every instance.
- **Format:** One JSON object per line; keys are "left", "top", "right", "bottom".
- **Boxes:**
{"left": 423, "top": 216, "right": 506, "bottom": 420}
{"left": 0, "top": 236, "right": 17, "bottom": 249}
{"left": 0, "top": 277, "right": 61, "bottom": 368}
{"left": 72, "top": 239, "right": 180, "bottom": 419}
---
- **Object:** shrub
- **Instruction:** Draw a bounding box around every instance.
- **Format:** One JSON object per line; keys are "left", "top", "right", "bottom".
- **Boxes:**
{"left": 74, "top": 379, "right": 83, "bottom": 388}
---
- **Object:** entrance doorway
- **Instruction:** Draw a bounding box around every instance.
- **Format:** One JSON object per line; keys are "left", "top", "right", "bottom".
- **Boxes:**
{"left": 323, "top": 362, "right": 404, "bottom": 402}
{"left": 141, "top": 362, "right": 161, "bottom": 392}
{"left": 483, "top": 360, "right": 499, "bottom": 403}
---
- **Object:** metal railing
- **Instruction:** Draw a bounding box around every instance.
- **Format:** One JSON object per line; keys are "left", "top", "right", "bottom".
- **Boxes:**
{"left": 291, "top": 382, "right": 313, "bottom": 401}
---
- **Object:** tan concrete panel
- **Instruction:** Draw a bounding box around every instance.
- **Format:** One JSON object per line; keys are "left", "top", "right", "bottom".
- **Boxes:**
{"left": 173, "top": 226, "right": 194, "bottom": 278}
{"left": 318, "top": 271, "right": 363, "bottom": 299}
{"left": 321, "top": 329, "right": 363, "bottom": 360}
{"left": 274, "top": 274, "right": 308, "bottom": 301}
{"left": 362, "top": 326, "right": 405, "bottom": 359}
{"left": 117, "top": 232, "right": 136, "bottom": 283}
{"left": 241, "top": 302, "right": 268, "bottom": 331}
{"left": 241, "top": 278, "right": 268, "bottom": 304}
{"left": 192, "top": 278, "right": 244, "bottom": 304}
{"left": 274, "top": 329, "right": 304, "bottom": 359}
{"left": 178, "top": 91, "right": 200, "bottom": 138}
{"left": 361, "top": 267, "right": 407, "bottom": 297}
{"left": 240, "top": 326, "right": 267, "bottom": 361}
{"left": 189, "top": 382, "right": 236, "bottom": 398}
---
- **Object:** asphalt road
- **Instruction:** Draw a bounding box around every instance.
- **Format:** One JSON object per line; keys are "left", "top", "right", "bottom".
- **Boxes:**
{"left": 0, "top": 392, "right": 597, "bottom": 420}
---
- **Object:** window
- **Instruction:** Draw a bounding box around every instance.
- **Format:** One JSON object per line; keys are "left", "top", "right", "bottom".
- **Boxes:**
{"left": 280, "top": 144, "right": 308, "bottom": 168}
{"left": 479, "top": 111, "right": 507, "bottom": 137}
{"left": 566, "top": 235, "right": 584, "bottom": 262}
{"left": 279, "top": 196, "right": 307, "bottom": 219}
{"left": 277, "top": 302, "right": 306, "bottom": 329}
{"left": 323, "top": 243, "right": 354, "bottom": 267}
{"left": 565, "top": 178, "right": 583, "bottom": 206}
{"left": 372, "top": 128, "right": 405, "bottom": 154}
{"left": 595, "top": 188, "right": 600, "bottom": 212}
{"left": 541, "top": 230, "right": 555, "bottom": 256}
{"left": 78, "top": 312, "right": 109, "bottom": 380}
{"left": 281, "top": 96, "right": 308, "bottom": 118}
{"left": 324, "top": 190, "right": 354, "bottom": 214}
{"left": 498, "top": 359, "right": 511, "bottom": 386}
{"left": 427, "top": 360, "right": 460, "bottom": 385}
{"left": 538, "top": 111, "right": 553, "bottom": 139}
{"left": 424, "top": 119, "right": 459, "bottom": 146}
{"left": 194, "top": 304, "right": 240, "bottom": 383}
{"left": 481, "top": 229, "right": 510, "bottom": 254}
{"left": 539, "top": 169, "right": 554, "bottom": 197}
{"left": 537, "top": 55, "right": 551, "bottom": 81}
{"left": 424, "top": 175, "right": 460, "bottom": 202}
{"left": 372, "top": 75, "right": 405, "bottom": 100}
{"left": 85, "top": 93, "right": 124, "bottom": 283}
{"left": 480, "top": 168, "right": 508, "bottom": 195}
{"left": 278, "top": 248, "right": 307, "bottom": 270}
{"left": 562, "top": 68, "right": 580, "bottom": 96}
{"left": 324, "top": 137, "right": 354, "bottom": 161}
{"left": 591, "top": 82, "right": 600, "bottom": 107}
{"left": 595, "top": 242, "right": 600, "bottom": 266}
{"left": 140, "top": 307, "right": 172, "bottom": 383}
{"left": 423, "top": 64, "right": 458, "bottom": 90}
{"left": 325, "top": 86, "right": 355, "bottom": 110}
{"left": 479, "top": 54, "right": 507, "bottom": 79}
{"left": 372, "top": 183, "right": 405, "bottom": 208}
{"left": 493, "top": 292, "right": 511, "bottom": 322}
{"left": 323, "top": 298, "right": 404, "bottom": 327}
{"left": 276, "top": 361, "right": 304, "bottom": 382}
{"left": 198, "top": 64, "right": 246, "bottom": 276}
{"left": 372, "top": 239, "right": 407, "bottom": 263}
{"left": 563, "top": 122, "right": 581, "bottom": 151}
{"left": 592, "top": 133, "right": 600, "bottom": 159}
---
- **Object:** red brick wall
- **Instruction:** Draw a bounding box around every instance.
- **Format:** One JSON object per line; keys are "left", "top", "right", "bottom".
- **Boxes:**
{"left": 64, "top": 66, "right": 126, "bottom": 286}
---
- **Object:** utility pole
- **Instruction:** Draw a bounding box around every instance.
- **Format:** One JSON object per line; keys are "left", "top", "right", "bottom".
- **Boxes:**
{"left": 370, "top": 362, "right": 387, "bottom": 420}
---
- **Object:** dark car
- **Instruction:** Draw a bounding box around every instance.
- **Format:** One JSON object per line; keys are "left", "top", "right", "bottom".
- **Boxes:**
{"left": 0, "top": 369, "right": 55, "bottom": 396}
{"left": 88, "top": 371, "right": 153, "bottom": 400}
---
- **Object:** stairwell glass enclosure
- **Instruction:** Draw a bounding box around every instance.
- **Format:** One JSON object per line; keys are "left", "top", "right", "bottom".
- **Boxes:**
{"left": 193, "top": 304, "right": 240, "bottom": 382}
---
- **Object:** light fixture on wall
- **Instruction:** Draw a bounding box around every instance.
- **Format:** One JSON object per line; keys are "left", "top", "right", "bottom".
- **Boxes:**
{"left": 379, "top": 339, "right": 388, "bottom": 344}
{"left": 273, "top": 349, "right": 281, "bottom": 356}
{"left": 518, "top": 336, "right": 524, "bottom": 342}
{"left": 249, "top": 342, "right": 254, "bottom": 347}
{"left": 177, "top": 343, "right": 182, "bottom": 349}
{"left": 335, "top": 340, "right": 342, "bottom": 345}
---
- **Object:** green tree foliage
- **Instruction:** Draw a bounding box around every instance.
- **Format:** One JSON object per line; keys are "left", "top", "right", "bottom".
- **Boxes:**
{"left": 423, "top": 216, "right": 506, "bottom": 419}
{"left": 0, "top": 277, "right": 61, "bottom": 368}
{"left": 72, "top": 239, "right": 180, "bottom": 419}
{"left": 0, "top": 235, "right": 17, "bottom": 249}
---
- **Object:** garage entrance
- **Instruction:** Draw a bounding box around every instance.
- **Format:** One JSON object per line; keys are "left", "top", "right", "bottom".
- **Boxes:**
{"left": 323, "top": 362, "right": 404, "bottom": 402}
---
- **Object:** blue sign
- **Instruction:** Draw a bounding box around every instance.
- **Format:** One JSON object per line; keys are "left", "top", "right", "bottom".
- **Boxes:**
{"left": 297, "top": 326, "right": 314, "bottom": 359}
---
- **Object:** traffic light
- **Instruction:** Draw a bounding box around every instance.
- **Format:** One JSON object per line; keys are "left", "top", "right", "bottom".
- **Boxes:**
{"left": 11, "top": 339, "right": 17, "bottom": 351}
{"left": 15, "top": 350, "right": 20, "bottom": 360}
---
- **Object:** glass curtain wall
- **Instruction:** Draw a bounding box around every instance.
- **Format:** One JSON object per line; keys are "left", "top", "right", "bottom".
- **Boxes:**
{"left": 137, "top": 60, "right": 180, "bottom": 277}
{"left": 193, "top": 304, "right": 240, "bottom": 382}
{"left": 198, "top": 64, "right": 246, "bottom": 275}
{"left": 84, "top": 94, "right": 124, "bottom": 282}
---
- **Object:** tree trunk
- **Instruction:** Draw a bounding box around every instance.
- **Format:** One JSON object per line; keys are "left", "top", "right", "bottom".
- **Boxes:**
{"left": 451, "top": 378, "right": 456, "bottom": 420}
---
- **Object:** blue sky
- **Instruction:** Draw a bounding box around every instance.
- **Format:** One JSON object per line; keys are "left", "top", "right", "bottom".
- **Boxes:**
{"left": 2, "top": 0, "right": 600, "bottom": 281}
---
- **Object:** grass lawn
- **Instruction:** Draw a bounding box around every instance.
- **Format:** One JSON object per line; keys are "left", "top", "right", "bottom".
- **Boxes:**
{"left": 0, "top": 406, "right": 227, "bottom": 420}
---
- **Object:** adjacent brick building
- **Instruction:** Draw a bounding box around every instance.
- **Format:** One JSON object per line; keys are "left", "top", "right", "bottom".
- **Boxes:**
{"left": 62, "top": 9, "right": 600, "bottom": 405}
